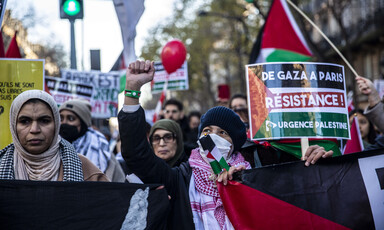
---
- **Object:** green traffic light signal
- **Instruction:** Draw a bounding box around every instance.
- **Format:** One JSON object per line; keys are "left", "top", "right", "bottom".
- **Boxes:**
{"left": 63, "top": 0, "right": 81, "bottom": 16}
{"left": 60, "top": 0, "right": 83, "bottom": 20}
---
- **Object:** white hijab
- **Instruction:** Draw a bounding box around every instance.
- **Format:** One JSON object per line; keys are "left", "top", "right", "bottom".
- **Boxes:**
{"left": 10, "top": 90, "right": 62, "bottom": 181}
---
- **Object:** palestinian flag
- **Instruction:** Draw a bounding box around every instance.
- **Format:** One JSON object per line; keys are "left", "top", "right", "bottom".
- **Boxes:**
{"left": 198, "top": 135, "right": 230, "bottom": 174}
{"left": 343, "top": 116, "right": 364, "bottom": 154}
{"left": 269, "top": 138, "right": 342, "bottom": 159}
{"left": 218, "top": 149, "right": 384, "bottom": 229}
{"left": 249, "top": 0, "right": 312, "bottom": 63}
{"left": 0, "top": 181, "right": 169, "bottom": 230}
{"left": 5, "top": 31, "right": 22, "bottom": 58}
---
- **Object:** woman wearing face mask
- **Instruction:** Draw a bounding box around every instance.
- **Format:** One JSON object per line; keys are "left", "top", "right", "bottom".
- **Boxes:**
{"left": 119, "top": 60, "right": 334, "bottom": 230}
{"left": 59, "top": 99, "right": 125, "bottom": 182}
{"left": 0, "top": 90, "right": 109, "bottom": 181}
{"left": 118, "top": 60, "right": 250, "bottom": 229}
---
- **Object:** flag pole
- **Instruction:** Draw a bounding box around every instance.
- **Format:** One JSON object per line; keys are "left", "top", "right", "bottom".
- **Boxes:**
{"left": 286, "top": 0, "right": 359, "bottom": 78}
{"left": 300, "top": 137, "right": 309, "bottom": 160}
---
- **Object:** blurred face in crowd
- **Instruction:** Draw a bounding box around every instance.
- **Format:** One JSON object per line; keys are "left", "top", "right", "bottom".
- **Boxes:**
{"left": 200, "top": 125, "right": 233, "bottom": 146}
{"left": 60, "top": 110, "right": 81, "bottom": 132}
{"left": 16, "top": 101, "right": 55, "bottom": 154}
{"left": 230, "top": 97, "right": 247, "bottom": 111}
{"left": 230, "top": 97, "right": 248, "bottom": 123}
{"left": 164, "top": 105, "right": 182, "bottom": 122}
{"left": 349, "top": 112, "right": 370, "bottom": 140}
{"left": 189, "top": 116, "right": 200, "bottom": 130}
{"left": 151, "top": 129, "right": 177, "bottom": 161}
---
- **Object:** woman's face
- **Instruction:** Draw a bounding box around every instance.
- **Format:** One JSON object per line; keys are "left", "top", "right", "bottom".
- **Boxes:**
{"left": 189, "top": 116, "right": 200, "bottom": 130}
{"left": 60, "top": 110, "right": 81, "bottom": 132}
{"left": 230, "top": 98, "right": 247, "bottom": 111}
{"left": 151, "top": 129, "right": 177, "bottom": 161}
{"left": 230, "top": 98, "right": 248, "bottom": 123}
{"left": 349, "top": 113, "right": 370, "bottom": 140}
{"left": 16, "top": 101, "right": 55, "bottom": 154}
{"left": 200, "top": 125, "right": 233, "bottom": 146}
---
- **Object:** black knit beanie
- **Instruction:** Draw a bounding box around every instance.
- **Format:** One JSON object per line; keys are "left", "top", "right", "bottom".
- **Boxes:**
{"left": 198, "top": 106, "right": 247, "bottom": 152}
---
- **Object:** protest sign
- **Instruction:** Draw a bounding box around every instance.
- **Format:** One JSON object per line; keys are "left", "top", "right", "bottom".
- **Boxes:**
{"left": 45, "top": 76, "right": 93, "bottom": 105}
{"left": 151, "top": 61, "right": 188, "bottom": 93}
{"left": 0, "top": 59, "right": 44, "bottom": 149}
{"left": 60, "top": 69, "right": 120, "bottom": 118}
{"left": 246, "top": 62, "right": 349, "bottom": 140}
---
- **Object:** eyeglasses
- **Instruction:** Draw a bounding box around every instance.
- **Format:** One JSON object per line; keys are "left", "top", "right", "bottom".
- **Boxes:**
{"left": 233, "top": 108, "right": 248, "bottom": 113}
{"left": 151, "top": 133, "right": 176, "bottom": 144}
{"left": 165, "top": 110, "right": 179, "bottom": 114}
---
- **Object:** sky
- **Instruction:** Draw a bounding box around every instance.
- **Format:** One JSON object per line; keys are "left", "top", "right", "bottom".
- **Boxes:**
{"left": 5, "top": 0, "right": 176, "bottom": 72}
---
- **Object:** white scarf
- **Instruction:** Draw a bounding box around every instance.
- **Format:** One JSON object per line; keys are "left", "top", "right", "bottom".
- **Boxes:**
{"left": 189, "top": 174, "right": 235, "bottom": 230}
{"left": 10, "top": 90, "right": 62, "bottom": 181}
{"left": 188, "top": 147, "right": 251, "bottom": 230}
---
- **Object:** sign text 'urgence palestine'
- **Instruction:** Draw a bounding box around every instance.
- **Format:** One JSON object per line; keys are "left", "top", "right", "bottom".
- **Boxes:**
{"left": 246, "top": 62, "right": 350, "bottom": 140}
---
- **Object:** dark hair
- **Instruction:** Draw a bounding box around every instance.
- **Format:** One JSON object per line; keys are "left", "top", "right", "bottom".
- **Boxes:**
{"left": 349, "top": 109, "right": 377, "bottom": 144}
{"left": 229, "top": 94, "right": 247, "bottom": 109}
{"left": 188, "top": 111, "right": 201, "bottom": 120}
{"left": 164, "top": 98, "right": 183, "bottom": 111}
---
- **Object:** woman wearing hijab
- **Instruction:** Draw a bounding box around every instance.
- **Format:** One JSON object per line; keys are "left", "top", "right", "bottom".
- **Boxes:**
{"left": 118, "top": 60, "right": 334, "bottom": 230}
{"left": 149, "top": 119, "right": 188, "bottom": 167}
{"left": 0, "top": 90, "right": 109, "bottom": 181}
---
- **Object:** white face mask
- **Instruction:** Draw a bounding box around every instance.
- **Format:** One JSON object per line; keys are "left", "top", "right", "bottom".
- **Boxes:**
{"left": 198, "top": 133, "right": 233, "bottom": 164}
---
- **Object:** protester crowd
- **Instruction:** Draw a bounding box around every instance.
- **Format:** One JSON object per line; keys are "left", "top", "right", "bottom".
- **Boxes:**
{"left": 1, "top": 59, "right": 383, "bottom": 229}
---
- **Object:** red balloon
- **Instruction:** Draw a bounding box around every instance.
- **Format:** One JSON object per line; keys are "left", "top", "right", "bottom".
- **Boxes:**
{"left": 161, "top": 40, "right": 187, "bottom": 74}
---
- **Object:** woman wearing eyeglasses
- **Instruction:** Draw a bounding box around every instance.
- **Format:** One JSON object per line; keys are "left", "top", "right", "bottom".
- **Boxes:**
{"left": 149, "top": 119, "right": 188, "bottom": 167}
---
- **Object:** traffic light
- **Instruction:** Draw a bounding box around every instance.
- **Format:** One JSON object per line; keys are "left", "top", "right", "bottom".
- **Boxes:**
{"left": 60, "top": 0, "right": 83, "bottom": 20}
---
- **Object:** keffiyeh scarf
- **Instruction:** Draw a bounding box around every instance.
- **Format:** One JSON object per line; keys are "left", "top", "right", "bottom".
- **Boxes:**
{"left": 72, "top": 128, "right": 111, "bottom": 173}
{"left": 188, "top": 148, "right": 250, "bottom": 229}
{"left": 0, "top": 139, "right": 84, "bottom": 181}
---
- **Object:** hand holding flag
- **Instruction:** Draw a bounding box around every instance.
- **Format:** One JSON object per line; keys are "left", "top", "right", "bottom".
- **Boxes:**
{"left": 199, "top": 134, "right": 247, "bottom": 185}
{"left": 217, "top": 165, "right": 246, "bottom": 186}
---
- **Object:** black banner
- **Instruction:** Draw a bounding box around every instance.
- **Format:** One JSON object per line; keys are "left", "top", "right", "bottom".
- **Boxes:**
{"left": 0, "top": 181, "right": 169, "bottom": 230}
{"left": 221, "top": 148, "right": 384, "bottom": 229}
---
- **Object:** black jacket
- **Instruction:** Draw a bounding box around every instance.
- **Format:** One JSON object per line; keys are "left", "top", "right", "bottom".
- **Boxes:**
{"left": 118, "top": 107, "right": 195, "bottom": 230}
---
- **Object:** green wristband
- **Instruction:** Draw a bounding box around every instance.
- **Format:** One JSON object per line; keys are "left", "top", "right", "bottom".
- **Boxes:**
{"left": 125, "top": 90, "right": 141, "bottom": 99}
